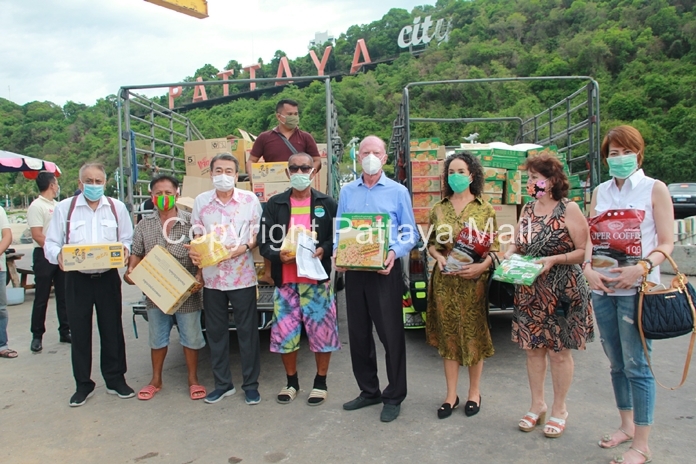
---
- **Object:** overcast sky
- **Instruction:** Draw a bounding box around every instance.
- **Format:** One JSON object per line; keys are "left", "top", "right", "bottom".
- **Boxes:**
{"left": 0, "top": 0, "right": 431, "bottom": 106}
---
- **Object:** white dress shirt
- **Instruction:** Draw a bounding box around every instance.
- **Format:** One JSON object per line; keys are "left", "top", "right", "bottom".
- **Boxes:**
{"left": 44, "top": 194, "right": 134, "bottom": 274}
{"left": 594, "top": 169, "right": 658, "bottom": 295}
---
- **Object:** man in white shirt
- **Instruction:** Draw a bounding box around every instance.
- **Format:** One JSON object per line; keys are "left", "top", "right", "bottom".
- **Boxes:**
{"left": 27, "top": 172, "right": 69, "bottom": 353}
{"left": 44, "top": 163, "right": 134, "bottom": 407}
{"left": 0, "top": 206, "right": 15, "bottom": 359}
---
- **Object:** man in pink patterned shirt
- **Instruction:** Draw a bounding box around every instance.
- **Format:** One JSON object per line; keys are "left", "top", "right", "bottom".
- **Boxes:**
{"left": 189, "top": 153, "right": 263, "bottom": 405}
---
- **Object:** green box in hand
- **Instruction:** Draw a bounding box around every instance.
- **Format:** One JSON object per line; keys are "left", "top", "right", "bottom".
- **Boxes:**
{"left": 335, "top": 213, "right": 391, "bottom": 270}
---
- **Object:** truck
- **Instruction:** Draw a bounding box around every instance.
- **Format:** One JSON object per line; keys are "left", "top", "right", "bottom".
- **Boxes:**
{"left": 115, "top": 76, "right": 343, "bottom": 336}
{"left": 388, "top": 76, "right": 602, "bottom": 328}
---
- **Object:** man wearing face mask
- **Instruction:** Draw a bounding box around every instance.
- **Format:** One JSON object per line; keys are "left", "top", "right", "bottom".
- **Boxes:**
{"left": 27, "top": 172, "right": 69, "bottom": 352}
{"left": 188, "top": 153, "right": 264, "bottom": 405}
{"left": 44, "top": 163, "right": 134, "bottom": 407}
{"left": 125, "top": 175, "right": 206, "bottom": 402}
{"left": 258, "top": 153, "right": 339, "bottom": 406}
{"left": 248, "top": 99, "right": 322, "bottom": 173}
{"left": 334, "top": 135, "right": 418, "bottom": 423}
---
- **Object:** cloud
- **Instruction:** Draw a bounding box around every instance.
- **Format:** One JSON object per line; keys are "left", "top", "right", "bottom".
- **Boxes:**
{"left": 0, "top": 0, "right": 429, "bottom": 106}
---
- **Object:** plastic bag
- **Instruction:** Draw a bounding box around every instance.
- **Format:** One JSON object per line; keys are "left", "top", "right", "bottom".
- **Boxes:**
{"left": 492, "top": 254, "right": 543, "bottom": 286}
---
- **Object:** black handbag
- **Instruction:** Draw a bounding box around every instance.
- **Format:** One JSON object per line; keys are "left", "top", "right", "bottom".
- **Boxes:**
{"left": 636, "top": 250, "right": 696, "bottom": 389}
{"left": 487, "top": 252, "right": 515, "bottom": 310}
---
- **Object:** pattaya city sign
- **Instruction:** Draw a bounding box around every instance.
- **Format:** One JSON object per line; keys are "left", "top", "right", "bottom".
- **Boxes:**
{"left": 168, "top": 14, "right": 451, "bottom": 109}
{"left": 397, "top": 15, "right": 452, "bottom": 48}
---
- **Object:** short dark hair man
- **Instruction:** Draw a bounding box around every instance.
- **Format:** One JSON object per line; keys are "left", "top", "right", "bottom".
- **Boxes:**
{"left": 258, "top": 152, "right": 339, "bottom": 406}
{"left": 247, "top": 99, "right": 321, "bottom": 173}
{"left": 28, "top": 172, "right": 70, "bottom": 352}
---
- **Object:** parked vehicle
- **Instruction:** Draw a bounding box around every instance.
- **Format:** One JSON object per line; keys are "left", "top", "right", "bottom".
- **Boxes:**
{"left": 668, "top": 182, "right": 696, "bottom": 217}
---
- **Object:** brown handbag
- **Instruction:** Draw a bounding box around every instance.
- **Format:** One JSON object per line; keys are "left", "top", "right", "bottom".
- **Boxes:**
{"left": 636, "top": 250, "right": 696, "bottom": 390}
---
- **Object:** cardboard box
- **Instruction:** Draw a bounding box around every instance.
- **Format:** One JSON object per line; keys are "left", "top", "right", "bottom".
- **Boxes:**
{"left": 460, "top": 147, "right": 493, "bottom": 157}
{"left": 481, "top": 193, "right": 503, "bottom": 205}
{"left": 62, "top": 243, "right": 126, "bottom": 271}
{"left": 479, "top": 155, "right": 525, "bottom": 171}
{"left": 412, "top": 192, "right": 441, "bottom": 208}
{"left": 237, "top": 181, "right": 251, "bottom": 192}
{"left": 569, "top": 175, "right": 582, "bottom": 189}
{"left": 526, "top": 145, "right": 559, "bottom": 158}
{"left": 411, "top": 160, "right": 443, "bottom": 177}
{"left": 253, "top": 182, "right": 291, "bottom": 202}
{"left": 484, "top": 167, "right": 507, "bottom": 181}
{"left": 409, "top": 149, "right": 438, "bottom": 161}
{"left": 184, "top": 138, "right": 232, "bottom": 177}
{"left": 410, "top": 138, "right": 441, "bottom": 150}
{"left": 505, "top": 170, "right": 522, "bottom": 205}
{"left": 181, "top": 175, "right": 213, "bottom": 199}
{"left": 227, "top": 129, "right": 255, "bottom": 174}
{"left": 252, "top": 246, "right": 263, "bottom": 263}
{"left": 413, "top": 208, "right": 431, "bottom": 224}
{"left": 175, "top": 197, "right": 194, "bottom": 213}
{"left": 492, "top": 204, "right": 518, "bottom": 253}
{"left": 484, "top": 180, "right": 504, "bottom": 194}
{"left": 250, "top": 162, "right": 289, "bottom": 184}
{"left": 335, "top": 213, "right": 390, "bottom": 270}
{"left": 311, "top": 157, "right": 329, "bottom": 193}
{"left": 128, "top": 245, "right": 198, "bottom": 315}
{"left": 412, "top": 177, "right": 442, "bottom": 193}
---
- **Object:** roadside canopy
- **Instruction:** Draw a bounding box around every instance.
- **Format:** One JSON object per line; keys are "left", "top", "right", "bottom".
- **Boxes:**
{"left": 0, "top": 150, "right": 62, "bottom": 179}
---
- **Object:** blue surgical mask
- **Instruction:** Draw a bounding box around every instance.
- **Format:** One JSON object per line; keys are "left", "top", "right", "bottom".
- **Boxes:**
{"left": 607, "top": 153, "right": 638, "bottom": 179}
{"left": 83, "top": 184, "right": 104, "bottom": 201}
{"left": 290, "top": 173, "right": 312, "bottom": 191}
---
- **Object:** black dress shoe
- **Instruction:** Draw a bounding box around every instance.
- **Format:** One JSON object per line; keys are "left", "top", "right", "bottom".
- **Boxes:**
{"left": 380, "top": 404, "right": 401, "bottom": 422}
{"left": 59, "top": 334, "right": 72, "bottom": 344}
{"left": 343, "top": 396, "right": 381, "bottom": 410}
{"left": 30, "top": 338, "right": 42, "bottom": 352}
{"left": 437, "top": 396, "right": 460, "bottom": 419}
{"left": 464, "top": 395, "right": 481, "bottom": 417}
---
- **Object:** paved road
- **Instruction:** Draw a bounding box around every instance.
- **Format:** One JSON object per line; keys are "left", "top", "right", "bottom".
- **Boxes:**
{"left": 1, "top": 255, "right": 695, "bottom": 463}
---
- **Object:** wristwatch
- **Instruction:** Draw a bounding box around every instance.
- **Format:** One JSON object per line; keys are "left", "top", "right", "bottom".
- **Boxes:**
{"left": 581, "top": 259, "right": 591, "bottom": 271}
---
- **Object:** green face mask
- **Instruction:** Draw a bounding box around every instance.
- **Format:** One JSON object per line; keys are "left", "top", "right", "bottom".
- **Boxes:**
{"left": 607, "top": 153, "right": 638, "bottom": 179}
{"left": 282, "top": 115, "right": 299, "bottom": 130}
{"left": 448, "top": 173, "right": 472, "bottom": 193}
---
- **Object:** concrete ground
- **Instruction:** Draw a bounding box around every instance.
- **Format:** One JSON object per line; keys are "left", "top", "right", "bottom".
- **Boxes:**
{"left": 1, "top": 245, "right": 695, "bottom": 463}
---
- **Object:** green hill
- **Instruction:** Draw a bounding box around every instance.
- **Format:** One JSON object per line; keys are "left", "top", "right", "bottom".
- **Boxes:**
{"left": 2, "top": 0, "right": 696, "bottom": 202}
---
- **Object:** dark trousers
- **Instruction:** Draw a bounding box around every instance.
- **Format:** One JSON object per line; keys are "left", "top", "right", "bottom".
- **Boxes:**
{"left": 203, "top": 286, "right": 260, "bottom": 392}
{"left": 345, "top": 260, "right": 407, "bottom": 405}
{"left": 65, "top": 269, "right": 126, "bottom": 393}
{"left": 31, "top": 247, "right": 69, "bottom": 338}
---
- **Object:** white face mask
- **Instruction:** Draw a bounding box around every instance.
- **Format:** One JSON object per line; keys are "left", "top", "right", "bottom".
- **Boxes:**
{"left": 212, "top": 174, "right": 235, "bottom": 192}
{"left": 361, "top": 153, "right": 383, "bottom": 176}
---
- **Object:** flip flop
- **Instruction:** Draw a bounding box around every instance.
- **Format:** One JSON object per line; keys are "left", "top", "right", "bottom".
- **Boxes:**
{"left": 599, "top": 428, "right": 633, "bottom": 449}
{"left": 137, "top": 385, "right": 161, "bottom": 401}
{"left": 0, "top": 349, "right": 18, "bottom": 359}
{"left": 189, "top": 384, "right": 206, "bottom": 400}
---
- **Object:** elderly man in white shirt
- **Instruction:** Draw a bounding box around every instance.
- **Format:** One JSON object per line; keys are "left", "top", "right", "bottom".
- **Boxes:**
{"left": 44, "top": 163, "right": 134, "bottom": 407}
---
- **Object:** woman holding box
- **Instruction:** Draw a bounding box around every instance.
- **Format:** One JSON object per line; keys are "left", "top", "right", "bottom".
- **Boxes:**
{"left": 426, "top": 152, "right": 498, "bottom": 419}
{"left": 583, "top": 125, "right": 673, "bottom": 464}
{"left": 505, "top": 154, "right": 593, "bottom": 438}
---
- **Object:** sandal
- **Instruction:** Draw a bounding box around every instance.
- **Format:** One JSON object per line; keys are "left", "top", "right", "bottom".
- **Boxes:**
{"left": 599, "top": 428, "right": 633, "bottom": 449}
{"left": 189, "top": 384, "right": 206, "bottom": 400}
{"left": 276, "top": 386, "right": 297, "bottom": 404}
{"left": 0, "top": 349, "right": 18, "bottom": 359}
{"left": 519, "top": 410, "right": 546, "bottom": 432}
{"left": 544, "top": 415, "right": 567, "bottom": 438}
{"left": 137, "top": 385, "right": 161, "bottom": 401}
{"left": 612, "top": 447, "right": 652, "bottom": 464}
{"left": 307, "top": 388, "right": 328, "bottom": 406}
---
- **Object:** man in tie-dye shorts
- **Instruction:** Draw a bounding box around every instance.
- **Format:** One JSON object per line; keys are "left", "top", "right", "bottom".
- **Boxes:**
{"left": 258, "top": 153, "right": 340, "bottom": 406}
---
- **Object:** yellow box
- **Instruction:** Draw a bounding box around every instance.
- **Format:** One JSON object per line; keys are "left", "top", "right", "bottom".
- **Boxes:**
{"left": 129, "top": 245, "right": 198, "bottom": 314}
{"left": 253, "top": 182, "right": 291, "bottom": 202}
{"left": 250, "top": 162, "right": 289, "bottom": 184}
{"left": 412, "top": 192, "right": 441, "bottom": 208}
{"left": 483, "top": 180, "right": 504, "bottom": 194}
{"left": 62, "top": 243, "right": 126, "bottom": 271}
{"left": 505, "top": 170, "right": 522, "bottom": 204}
{"left": 481, "top": 193, "right": 503, "bottom": 205}
{"left": 412, "top": 177, "right": 442, "bottom": 193}
{"left": 189, "top": 234, "right": 229, "bottom": 268}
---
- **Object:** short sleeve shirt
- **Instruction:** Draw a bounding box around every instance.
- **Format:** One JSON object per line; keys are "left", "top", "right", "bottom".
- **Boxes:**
{"left": 131, "top": 208, "right": 202, "bottom": 313}
{"left": 27, "top": 195, "right": 57, "bottom": 247}
{"left": 191, "top": 188, "right": 262, "bottom": 291}
{"left": 250, "top": 127, "right": 320, "bottom": 162}
{"left": 0, "top": 207, "right": 9, "bottom": 272}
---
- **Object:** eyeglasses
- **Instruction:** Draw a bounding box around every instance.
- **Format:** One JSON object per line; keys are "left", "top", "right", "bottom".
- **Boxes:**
{"left": 288, "top": 165, "right": 313, "bottom": 174}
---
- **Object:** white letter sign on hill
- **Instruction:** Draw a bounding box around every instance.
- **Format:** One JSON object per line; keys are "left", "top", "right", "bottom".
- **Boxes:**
{"left": 398, "top": 15, "right": 452, "bottom": 48}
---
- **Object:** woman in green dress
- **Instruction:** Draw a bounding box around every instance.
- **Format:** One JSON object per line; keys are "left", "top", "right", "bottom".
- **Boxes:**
{"left": 426, "top": 152, "right": 498, "bottom": 419}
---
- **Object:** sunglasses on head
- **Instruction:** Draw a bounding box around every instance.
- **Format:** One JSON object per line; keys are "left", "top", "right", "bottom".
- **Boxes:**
{"left": 288, "top": 165, "right": 313, "bottom": 174}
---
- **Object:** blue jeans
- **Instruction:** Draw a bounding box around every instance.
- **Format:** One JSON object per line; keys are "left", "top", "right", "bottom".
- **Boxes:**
{"left": 592, "top": 292, "right": 655, "bottom": 426}
{"left": 0, "top": 272, "right": 8, "bottom": 351}
{"left": 147, "top": 309, "right": 205, "bottom": 350}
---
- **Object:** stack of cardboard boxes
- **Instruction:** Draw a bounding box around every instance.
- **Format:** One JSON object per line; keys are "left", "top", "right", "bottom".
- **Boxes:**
{"left": 410, "top": 138, "right": 446, "bottom": 230}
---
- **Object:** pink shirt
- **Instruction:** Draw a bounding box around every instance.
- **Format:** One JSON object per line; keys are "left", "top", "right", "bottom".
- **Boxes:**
{"left": 282, "top": 196, "right": 316, "bottom": 285}
{"left": 192, "top": 188, "right": 262, "bottom": 291}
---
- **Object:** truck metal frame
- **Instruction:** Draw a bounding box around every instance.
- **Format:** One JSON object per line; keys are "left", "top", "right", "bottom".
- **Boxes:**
{"left": 389, "top": 77, "right": 601, "bottom": 324}
{"left": 116, "top": 77, "right": 343, "bottom": 335}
